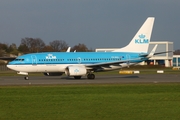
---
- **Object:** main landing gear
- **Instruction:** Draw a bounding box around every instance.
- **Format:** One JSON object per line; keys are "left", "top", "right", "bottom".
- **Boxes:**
{"left": 87, "top": 73, "right": 95, "bottom": 79}
{"left": 73, "top": 73, "right": 95, "bottom": 79}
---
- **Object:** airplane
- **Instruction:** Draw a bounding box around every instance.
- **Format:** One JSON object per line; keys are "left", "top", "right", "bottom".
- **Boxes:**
{"left": 7, "top": 17, "right": 155, "bottom": 80}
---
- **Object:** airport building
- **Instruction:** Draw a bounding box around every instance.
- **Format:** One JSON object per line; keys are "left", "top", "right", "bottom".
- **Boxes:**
{"left": 96, "top": 41, "right": 174, "bottom": 67}
{"left": 173, "top": 55, "right": 180, "bottom": 68}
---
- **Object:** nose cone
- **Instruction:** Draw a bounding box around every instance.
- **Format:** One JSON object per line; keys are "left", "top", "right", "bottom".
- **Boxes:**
{"left": 7, "top": 64, "right": 14, "bottom": 70}
{"left": 7, "top": 61, "right": 16, "bottom": 71}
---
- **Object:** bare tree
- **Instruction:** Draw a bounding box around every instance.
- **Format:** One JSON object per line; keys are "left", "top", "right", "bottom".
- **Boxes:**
{"left": 42, "top": 45, "right": 54, "bottom": 52}
{"left": 7, "top": 43, "right": 19, "bottom": 55}
{"left": 35, "top": 38, "right": 46, "bottom": 52}
{"left": 174, "top": 49, "right": 180, "bottom": 55}
{"left": 20, "top": 37, "right": 45, "bottom": 53}
{"left": 71, "top": 43, "right": 88, "bottom": 52}
{"left": 0, "top": 50, "right": 6, "bottom": 57}
{"left": 7, "top": 43, "right": 16, "bottom": 52}
{"left": 18, "top": 44, "right": 29, "bottom": 53}
{"left": 0, "top": 43, "right": 8, "bottom": 53}
{"left": 0, "top": 43, "right": 8, "bottom": 56}
{"left": 49, "top": 40, "right": 68, "bottom": 51}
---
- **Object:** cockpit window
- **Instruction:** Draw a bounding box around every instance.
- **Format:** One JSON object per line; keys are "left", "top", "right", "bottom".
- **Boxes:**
{"left": 14, "top": 59, "right": 24, "bottom": 61}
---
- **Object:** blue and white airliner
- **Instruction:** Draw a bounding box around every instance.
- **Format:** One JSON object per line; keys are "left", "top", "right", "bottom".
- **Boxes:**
{"left": 7, "top": 17, "right": 156, "bottom": 80}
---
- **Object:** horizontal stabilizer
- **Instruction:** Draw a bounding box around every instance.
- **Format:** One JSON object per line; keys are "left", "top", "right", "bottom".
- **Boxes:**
{"left": 139, "top": 44, "right": 172, "bottom": 58}
{"left": 147, "top": 44, "right": 158, "bottom": 58}
{"left": 153, "top": 51, "right": 172, "bottom": 56}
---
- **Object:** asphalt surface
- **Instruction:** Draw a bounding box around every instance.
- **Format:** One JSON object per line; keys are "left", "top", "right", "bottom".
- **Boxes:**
{"left": 0, "top": 74, "right": 180, "bottom": 85}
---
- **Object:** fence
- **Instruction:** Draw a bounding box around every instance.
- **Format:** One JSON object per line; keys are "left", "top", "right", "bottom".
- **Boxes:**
{"left": 0, "top": 65, "right": 10, "bottom": 71}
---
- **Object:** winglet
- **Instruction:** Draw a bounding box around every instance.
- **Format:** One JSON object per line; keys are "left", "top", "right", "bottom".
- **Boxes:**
{"left": 147, "top": 44, "right": 158, "bottom": 58}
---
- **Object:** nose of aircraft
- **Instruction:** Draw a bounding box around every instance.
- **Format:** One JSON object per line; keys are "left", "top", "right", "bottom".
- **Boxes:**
{"left": 7, "top": 64, "right": 13, "bottom": 70}
{"left": 6, "top": 61, "right": 16, "bottom": 70}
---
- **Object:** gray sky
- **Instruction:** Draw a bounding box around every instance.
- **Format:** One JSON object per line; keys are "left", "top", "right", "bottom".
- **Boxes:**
{"left": 0, "top": 0, "right": 180, "bottom": 50}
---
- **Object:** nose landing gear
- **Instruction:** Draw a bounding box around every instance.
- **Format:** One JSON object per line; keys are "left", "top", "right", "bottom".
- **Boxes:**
{"left": 24, "top": 76, "right": 29, "bottom": 80}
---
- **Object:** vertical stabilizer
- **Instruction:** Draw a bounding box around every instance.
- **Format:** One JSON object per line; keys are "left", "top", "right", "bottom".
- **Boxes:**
{"left": 66, "top": 47, "right": 71, "bottom": 52}
{"left": 113, "top": 17, "right": 155, "bottom": 53}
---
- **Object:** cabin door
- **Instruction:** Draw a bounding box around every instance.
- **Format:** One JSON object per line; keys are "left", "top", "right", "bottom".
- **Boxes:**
{"left": 31, "top": 55, "right": 37, "bottom": 65}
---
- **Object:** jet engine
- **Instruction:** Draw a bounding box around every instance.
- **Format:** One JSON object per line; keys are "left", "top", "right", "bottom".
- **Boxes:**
{"left": 65, "top": 66, "right": 87, "bottom": 76}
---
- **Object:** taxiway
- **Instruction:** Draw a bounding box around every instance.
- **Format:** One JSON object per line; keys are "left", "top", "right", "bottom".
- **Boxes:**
{"left": 0, "top": 74, "right": 180, "bottom": 85}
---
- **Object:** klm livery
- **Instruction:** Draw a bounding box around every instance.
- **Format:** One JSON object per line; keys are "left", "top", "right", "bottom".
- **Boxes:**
{"left": 7, "top": 17, "right": 155, "bottom": 80}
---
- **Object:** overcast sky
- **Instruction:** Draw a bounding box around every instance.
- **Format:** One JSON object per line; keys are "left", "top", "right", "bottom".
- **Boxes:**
{"left": 0, "top": 0, "right": 180, "bottom": 50}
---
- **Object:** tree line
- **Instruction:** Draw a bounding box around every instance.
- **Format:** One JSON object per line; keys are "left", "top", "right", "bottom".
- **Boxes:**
{"left": 0, "top": 37, "right": 93, "bottom": 57}
{"left": 1, "top": 37, "right": 180, "bottom": 57}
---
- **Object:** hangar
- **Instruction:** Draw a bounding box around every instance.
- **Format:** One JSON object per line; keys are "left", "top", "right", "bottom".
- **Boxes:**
{"left": 96, "top": 41, "right": 174, "bottom": 67}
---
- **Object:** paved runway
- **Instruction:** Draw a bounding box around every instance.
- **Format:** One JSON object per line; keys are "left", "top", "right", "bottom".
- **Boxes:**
{"left": 0, "top": 74, "right": 180, "bottom": 85}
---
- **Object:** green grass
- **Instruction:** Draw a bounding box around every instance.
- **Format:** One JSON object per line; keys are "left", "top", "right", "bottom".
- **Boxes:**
{"left": 0, "top": 84, "right": 180, "bottom": 120}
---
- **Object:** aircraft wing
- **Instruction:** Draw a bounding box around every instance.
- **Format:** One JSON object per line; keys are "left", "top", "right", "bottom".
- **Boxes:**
{"left": 85, "top": 58, "right": 142, "bottom": 69}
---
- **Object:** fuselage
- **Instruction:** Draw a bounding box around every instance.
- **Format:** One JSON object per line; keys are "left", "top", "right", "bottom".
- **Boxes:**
{"left": 7, "top": 52, "right": 146, "bottom": 73}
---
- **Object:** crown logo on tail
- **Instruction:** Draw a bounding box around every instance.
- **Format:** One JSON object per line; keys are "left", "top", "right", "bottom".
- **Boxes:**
{"left": 135, "top": 34, "right": 149, "bottom": 44}
{"left": 139, "top": 34, "right": 145, "bottom": 38}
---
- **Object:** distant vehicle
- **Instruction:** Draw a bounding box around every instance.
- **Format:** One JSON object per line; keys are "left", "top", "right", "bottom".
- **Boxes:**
{"left": 8, "top": 17, "right": 160, "bottom": 80}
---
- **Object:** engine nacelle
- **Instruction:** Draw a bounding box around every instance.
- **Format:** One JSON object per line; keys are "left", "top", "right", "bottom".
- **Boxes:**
{"left": 43, "top": 72, "right": 63, "bottom": 76}
{"left": 65, "top": 66, "right": 87, "bottom": 76}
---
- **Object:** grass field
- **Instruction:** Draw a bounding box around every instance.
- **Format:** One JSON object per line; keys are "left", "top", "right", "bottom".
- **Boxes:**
{"left": 0, "top": 84, "right": 180, "bottom": 120}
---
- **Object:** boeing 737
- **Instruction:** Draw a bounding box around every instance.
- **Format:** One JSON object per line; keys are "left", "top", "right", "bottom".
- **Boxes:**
{"left": 7, "top": 17, "right": 155, "bottom": 80}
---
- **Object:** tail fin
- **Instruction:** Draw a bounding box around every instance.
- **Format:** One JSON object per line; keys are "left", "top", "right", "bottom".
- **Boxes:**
{"left": 113, "top": 17, "right": 155, "bottom": 53}
{"left": 66, "top": 47, "right": 71, "bottom": 52}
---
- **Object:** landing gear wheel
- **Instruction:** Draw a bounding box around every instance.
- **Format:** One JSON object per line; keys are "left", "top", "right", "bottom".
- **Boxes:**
{"left": 87, "top": 74, "right": 95, "bottom": 79}
{"left": 24, "top": 76, "right": 29, "bottom": 80}
{"left": 74, "top": 76, "right": 82, "bottom": 79}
